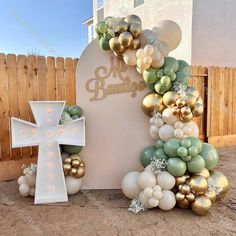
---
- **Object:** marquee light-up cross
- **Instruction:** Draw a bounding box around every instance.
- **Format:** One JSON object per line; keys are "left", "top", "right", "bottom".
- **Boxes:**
{"left": 11, "top": 101, "right": 85, "bottom": 204}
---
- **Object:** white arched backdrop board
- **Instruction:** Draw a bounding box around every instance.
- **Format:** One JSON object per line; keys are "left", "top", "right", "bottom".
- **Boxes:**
{"left": 76, "top": 40, "right": 152, "bottom": 189}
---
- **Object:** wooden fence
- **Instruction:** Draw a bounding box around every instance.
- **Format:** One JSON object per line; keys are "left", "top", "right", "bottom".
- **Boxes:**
{"left": 0, "top": 53, "right": 235, "bottom": 181}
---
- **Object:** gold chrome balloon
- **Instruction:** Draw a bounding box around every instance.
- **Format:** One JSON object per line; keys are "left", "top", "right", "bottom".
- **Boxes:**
{"left": 186, "top": 86, "right": 200, "bottom": 99}
{"left": 191, "top": 196, "right": 212, "bottom": 216}
{"left": 180, "top": 112, "right": 193, "bottom": 122}
{"left": 129, "top": 23, "right": 142, "bottom": 38}
{"left": 186, "top": 193, "right": 195, "bottom": 202}
{"left": 109, "top": 37, "right": 123, "bottom": 52}
{"left": 180, "top": 106, "right": 192, "bottom": 116}
{"left": 177, "top": 198, "right": 191, "bottom": 209}
{"left": 163, "top": 91, "right": 178, "bottom": 107}
{"left": 176, "top": 192, "right": 185, "bottom": 201}
{"left": 130, "top": 38, "right": 141, "bottom": 50}
{"left": 209, "top": 171, "right": 229, "bottom": 200}
{"left": 195, "top": 168, "right": 210, "bottom": 179}
{"left": 181, "top": 184, "right": 191, "bottom": 194}
{"left": 64, "top": 157, "right": 72, "bottom": 164}
{"left": 119, "top": 32, "right": 133, "bottom": 48}
{"left": 189, "top": 176, "right": 208, "bottom": 195}
{"left": 193, "top": 103, "right": 204, "bottom": 117}
{"left": 176, "top": 175, "right": 189, "bottom": 186}
{"left": 142, "top": 92, "right": 165, "bottom": 117}
{"left": 118, "top": 21, "right": 129, "bottom": 33}
{"left": 176, "top": 98, "right": 185, "bottom": 108}
{"left": 171, "top": 106, "right": 180, "bottom": 116}
{"left": 185, "top": 94, "right": 197, "bottom": 108}
{"left": 124, "top": 14, "right": 142, "bottom": 26}
{"left": 205, "top": 191, "right": 216, "bottom": 203}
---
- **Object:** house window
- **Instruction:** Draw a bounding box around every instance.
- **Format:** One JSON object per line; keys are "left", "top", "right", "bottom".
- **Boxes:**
{"left": 97, "top": 0, "right": 104, "bottom": 9}
{"left": 134, "top": 0, "right": 144, "bottom": 8}
{"left": 88, "top": 24, "right": 95, "bottom": 43}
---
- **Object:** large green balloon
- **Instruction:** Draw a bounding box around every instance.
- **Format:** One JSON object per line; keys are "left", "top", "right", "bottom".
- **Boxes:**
{"left": 178, "top": 60, "right": 190, "bottom": 75}
{"left": 99, "top": 37, "right": 110, "bottom": 50}
{"left": 98, "top": 22, "right": 108, "bottom": 34}
{"left": 153, "top": 148, "right": 168, "bottom": 160}
{"left": 143, "top": 68, "right": 158, "bottom": 84}
{"left": 167, "top": 158, "right": 187, "bottom": 177}
{"left": 164, "top": 138, "right": 181, "bottom": 157}
{"left": 155, "top": 81, "right": 172, "bottom": 94}
{"left": 200, "top": 143, "right": 219, "bottom": 171}
{"left": 187, "top": 155, "right": 205, "bottom": 173}
{"left": 188, "top": 137, "right": 202, "bottom": 153}
{"left": 154, "top": 139, "right": 165, "bottom": 149}
{"left": 62, "top": 145, "right": 83, "bottom": 154}
{"left": 68, "top": 105, "right": 83, "bottom": 117}
{"left": 164, "top": 57, "right": 179, "bottom": 72}
{"left": 175, "top": 71, "right": 189, "bottom": 85}
{"left": 140, "top": 146, "right": 156, "bottom": 167}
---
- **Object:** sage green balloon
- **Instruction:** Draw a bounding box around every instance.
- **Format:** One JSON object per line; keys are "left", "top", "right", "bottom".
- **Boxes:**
{"left": 164, "top": 57, "right": 179, "bottom": 72}
{"left": 154, "top": 139, "right": 165, "bottom": 149}
{"left": 68, "top": 105, "right": 83, "bottom": 117}
{"left": 140, "top": 146, "right": 156, "bottom": 167}
{"left": 104, "top": 32, "right": 112, "bottom": 40}
{"left": 98, "top": 22, "right": 108, "bottom": 33}
{"left": 181, "top": 138, "right": 191, "bottom": 148}
{"left": 143, "top": 68, "right": 158, "bottom": 84}
{"left": 164, "top": 66, "right": 174, "bottom": 76}
{"left": 156, "top": 69, "right": 164, "bottom": 79}
{"left": 178, "top": 60, "right": 190, "bottom": 75}
{"left": 145, "top": 82, "right": 155, "bottom": 91}
{"left": 155, "top": 81, "right": 172, "bottom": 94}
{"left": 62, "top": 145, "right": 83, "bottom": 154}
{"left": 160, "top": 76, "right": 171, "bottom": 86}
{"left": 153, "top": 148, "right": 168, "bottom": 160}
{"left": 164, "top": 138, "right": 181, "bottom": 157}
{"left": 188, "top": 146, "right": 199, "bottom": 157}
{"left": 177, "top": 146, "right": 188, "bottom": 158}
{"left": 167, "top": 158, "right": 187, "bottom": 177}
{"left": 188, "top": 137, "right": 202, "bottom": 153}
{"left": 175, "top": 71, "right": 189, "bottom": 85}
{"left": 181, "top": 155, "right": 191, "bottom": 162}
{"left": 169, "top": 73, "right": 176, "bottom": 81}
{"left": 200, "top": 143, "right": 219, "bottom": 171}
{"left": 99, "top": 37, "right": 110, "bottom": 50}
{"left": 187, "top": 155, "right": 205, "bottom": 173}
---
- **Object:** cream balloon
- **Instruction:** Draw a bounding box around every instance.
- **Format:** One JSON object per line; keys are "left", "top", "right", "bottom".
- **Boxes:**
{"left": 158, "top": 190, "right": 176, "bottom": 210}
{"left": 138, "top": 171, "right": 156, "bottom": 190}
{"left": 18, "top": 176, "right": 26, "bottom": 185}
{"left": 148, "top": 197, "right": 159, "bottom": 207}
{"left": 151, "top": 57, "right": 164, "bottom": 68}
{"left": 157, "top": 171, "right": 175, "bottom": 190}
{"left": 162, "top": 108, "right": 179, "bottom": 124}
{"left": 174, "top": 121, "right": 184, "bottom": 129}
{"left": 25, "top": 174, "right": 36, "bottom": 187}
{"left": 123, "top": 49, "right": 138, "bottom": 66}
{"left": 144, "top": 187, "right": 154, "bottom": 198}
{"left": 156, "top": 20, "right": 182, "bottom": 51}
{"left": 121, "top": 171, "right": 141, "bottom": 199}
{"left": 65, "top": 176, "right": 82, "bottom": 195}
{"left": 149, "top": 125, "right": 159, "bottom": 139}
{"left": 174, "top": 128, "right": 184, "bottom": 139}
{"left": 29, "top": 187, "right": 35, "bottom": 197}
{"left": 19, "top": 184, "right": 30, "bottom": 196}
{"left": 159, "top": 124, "right": 174, "bottom": 141}
{"left": 138, "top": 191, "right": 152, "bottom": 209}
{"left": 144, "top": 164, "right": 152, "bottom": 173}
{"left": 182, "top": 121, "right": 199, "bottom": 137}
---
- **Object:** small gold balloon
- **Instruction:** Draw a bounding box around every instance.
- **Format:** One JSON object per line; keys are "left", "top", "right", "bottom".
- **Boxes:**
{"left": 109, "top": 37, "right": 123, "bottom": 52}
{"left": 75, "top": 167, "right": 85, "bottom": 178}
{"left": 193, "top": 103, "right": 204, "bottom": 117}
{"left": 63, "top": 163, "right": 72, "bottom": 172}
{"left": 180, "top": 106, "right": 192, "bottom": 116}
{"left": 130, "top": 38, "right": 141, "bottom": 50}
{"left": 205, "top": 191, "right": 216, "bottom": 203}
{"left": 163, "top": 91, "right": 178, "bottom": 107}
{"left": 186, "top": 193, "right": 195, "bottom": 202}
{"left": 180, "top": 112, "right": 193, "bottom": 122}
{"left": 64, "top": 157, "right": 72, "bottom": 164}
{"left": 171, "top": 106, "right": 180, "bottom": 116}
{"left": 176, "top": 175, "right": 189, "bottom": 186}
{"left": 195, "top": 168, "right": 210, "bottom": 179}
{"left": 118, "top": 21, "right": 129, "bottom": 33}
{"left": 177, "top": 198, "right": 191, "bottom": 209}
{"left": 186, "top": 86, "right": 200, "bottom": 99}
{"left": 191, "top": 196, "right": 212, "bottom": 216}
{"left": 189, "top": 176, "right": 208, "bottom": 195}
{"left": 80, "top": 162, "right": 85, "bottom": 168}
{"left": 176, "top": 98, "right": 186, "bottom": 108}
{"left": 176, "top": 192, "right": 185, "bottom": 201}
{"left": 178, "top": 184, "right": 183, "bottom": 191}
{"left": 71, "top": 159, "right": 80, "bottom": 168}
{"left": 142, "top": 92, "right": 165, "bottom": 117}
{"left": 209, "top": 171, "right": 229, "bottom": 200}
{"left": 119, "top": 32, "right": 133, "bottom": 48}
{"left": 124, "top": 14, "right": 142, "bottom": 26}
{"left": 71, "top": 168, "right": 77, "bottom": 175}
{"left": 197, "top": 96, "right": 204, "bottom": 105}
{"left": 129, "top": 23, "right": 142, "bottom": 38}
{"left": 185, "top": 94, "right": 197, "bottom": 108}
{"left": 181, "top": 184, "right": 191, "bottom": 194}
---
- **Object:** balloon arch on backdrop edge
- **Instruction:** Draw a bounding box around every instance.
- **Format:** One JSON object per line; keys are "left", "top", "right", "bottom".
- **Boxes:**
{"left": 96, "top": 14, "right": 229, "bottom": 216}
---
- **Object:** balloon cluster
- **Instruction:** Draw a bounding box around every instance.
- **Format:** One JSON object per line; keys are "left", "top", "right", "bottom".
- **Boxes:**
{"left": 18, "top": 105, "right": 85, "bottom": 199}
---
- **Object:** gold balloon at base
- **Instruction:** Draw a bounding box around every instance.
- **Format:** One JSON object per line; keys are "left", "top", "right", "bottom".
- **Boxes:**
{"left": 195, "top": 168, "right": 210, "bottom": 179}
{"left": 209, "top": 171, "right": 229, "bottom": 200}
{"left": 205, "top": 191, "right": 216, "bottom": 203}
{"left": 124, "top": 14, "right": 142, "bottom": 26}
{"left": 191, "top": 196, "right": 212, "bottom": 216}
{"left": 186, "top": 86, "right": 200, "bottom": 99}
{"left": 189, "top": 176, "right": 208, "bottom": 195}
{"left": 130, "top": 38, "right": 141, "bottom": 50}
{"left": 163, "top": 91, "right": 179, "bottom": 107}
{"left": 119, "top": 32, "right": 133, "bottom": 48}
{"left": 177, "top": 198, "right": 191, "bottom": 209}
{"left": 142, "top": 92, "right": 165, "bottom": 117}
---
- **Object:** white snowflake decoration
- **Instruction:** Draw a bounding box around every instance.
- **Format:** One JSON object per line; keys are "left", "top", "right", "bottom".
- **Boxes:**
{"left": 150, "top": 157, "right": 167, "bottom": 175}
{"left": 22, "top": 163, "right": 37, "bottom": 175}
{"left": 128, "top": 198, "right": 146, "bottom": 214}
{"left": 172, "top": 82, "right": 187, "bottom": 97}
{"left": 60, "top": 111, "right": 73, "bottom": 124}
{"left": 208, "top": 177, "right": 223, "bottom": 195}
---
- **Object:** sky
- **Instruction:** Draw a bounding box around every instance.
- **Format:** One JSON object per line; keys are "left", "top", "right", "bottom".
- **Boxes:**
{"left": 0, "top": 0, "right": 93, "bottom": 58}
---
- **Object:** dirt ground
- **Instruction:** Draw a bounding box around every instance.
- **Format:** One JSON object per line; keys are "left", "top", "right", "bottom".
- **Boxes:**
{"left": 0, "top": 147, "right": 235, "bottom": 236}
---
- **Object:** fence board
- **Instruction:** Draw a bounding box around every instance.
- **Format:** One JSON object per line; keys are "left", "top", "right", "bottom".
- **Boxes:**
{"left": 56, "top": 57, "right": 66, "bottom": 100}
{"left": 47, "top": 57, "right": 57, "bottom": 100}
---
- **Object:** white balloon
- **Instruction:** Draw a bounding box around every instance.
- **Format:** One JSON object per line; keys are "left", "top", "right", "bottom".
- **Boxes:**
{"left": 144, "top": 187, "right": 153, "bottom": 198}
{"left": 149, "top": 128, "right": 159, "bottom": 139}
{"left": 144, "top": 45, "right": 154, "bottom": 55}
{"left": 157, "top": 171, "right": 175, "bottom": 190}
{"left": 156, "top": 20, "right": 182, "bottom": 51}
{"left": 174, "top": 128, "right": 184, "bottom": 139}
{"left": 158, "top": 190, "right": 176, "bottom": 210}
{"left": 149, "top": 117, "right": 156, "bottom": 125}
{"left": 153, "top": 190, "right": 163, "bottom": 200}
{"left": 18, "top": 176, "right": 26, "bottom": 185}
{"left": 123, "top": 49, "right": 137, "bottom": 66}
{"left": 138, "top": 172, "right": 156, "bottom": 190}
{"left": 136, "top": 49, "right": 145, "bottom": 59}
{"left": 19, "top": 184, "right": 30, "bottom": 196}
{"left": 158, "top": 41, "right": 169, "bottom": 57}
{"left": 154, "top": 118, "right": 164, "bottom": 127}
{"left": 65, "top": 176, "right": 82, "bottom": 195}
{"left": 183, "top": 121, "right": 199, "bottom": 137}
{"left": 138, "top": 191, "right": 152, "bottom": 209}
{"left": 162, "top": 108, "right": 179, "bottom": 124}
{"left": 152, "top": 49, "right": 162, "bottom": 61}
{"left": 150, "top": 125, "right": 159, "bottom": 134}
{"left": 144, "top": 164, "right": 152, "bottom": 173}
{"left": 143, "top": 56, "right": 152, "bottom": 65}
{"left": 159, "top": 124, "right": 174, "bottom": 141}
{"left": 29, "top": 187, "right": 35, "bottom": 197}
{"left": 153, "top": 185, "right": 162, "bottom": 192}
{"left": 174, "top": 121, "right": 184, "bottom": 129}
{"left": 148, "top": 197, "right": 159, "bottom": 207}
{"left": 121, "top": 171, "right": 141, "bottom": 199}
{"left": 25, "top": 174, "right": 36, "bottom": 187}
{"left": 151, "top": 57, "right": 164, "bottom": 68}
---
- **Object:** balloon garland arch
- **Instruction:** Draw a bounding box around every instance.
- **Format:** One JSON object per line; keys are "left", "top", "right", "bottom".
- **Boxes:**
{"left": 96, "top": 15, "right": 229, "bottom": 216}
